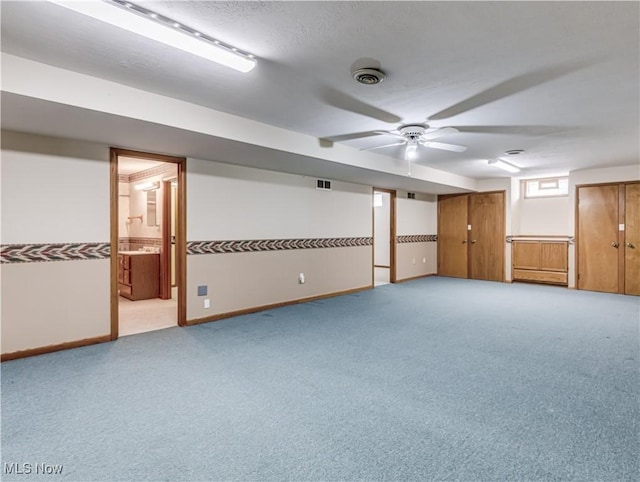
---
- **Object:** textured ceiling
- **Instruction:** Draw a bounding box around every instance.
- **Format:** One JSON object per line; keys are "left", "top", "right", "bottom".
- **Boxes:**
{"left": 1, "top": 1, "right": 639, "bottom": 184}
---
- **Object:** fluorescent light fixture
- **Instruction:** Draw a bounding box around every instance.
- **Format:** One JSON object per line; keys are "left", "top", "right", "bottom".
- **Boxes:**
{"left": 405, "top": 143, "right": 418, "bottom": 161}
{"left": 134, "top": 181, "right": 160, "bottom": 191}
{"left": 48, "top": 0, "right": 257, "bottom": 73}
{"left": 488, "top": 159, "right": 520, "bottom": 173}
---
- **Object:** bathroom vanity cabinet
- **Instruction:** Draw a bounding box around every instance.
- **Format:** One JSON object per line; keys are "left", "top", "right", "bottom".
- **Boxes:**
{"left": 118, "top": 252, "right": 160, "bottom": 300}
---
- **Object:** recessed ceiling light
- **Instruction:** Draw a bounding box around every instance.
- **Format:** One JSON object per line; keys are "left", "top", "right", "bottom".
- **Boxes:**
{"left": 504, "top": 149, "right": 525, "bottom": 156}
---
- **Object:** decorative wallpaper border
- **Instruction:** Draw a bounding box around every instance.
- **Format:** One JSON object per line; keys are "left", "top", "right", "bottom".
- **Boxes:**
{"left": 1, "top": 243, "right": 110, "bottom": 264}
{"left": 397, "top": 235, "right": 437, "bottom": 243}
{"left": 187, "top": 237, "right": 373, "bottom": 255}
{"left": 3, "top": 234, "right": 441, "bottom": 262}
{"left": 118, "top": 163, "right": 176, "bottom": 183}
{"left": 119, "top": 237, "right": 162, "bottom": 246}
{"left": 130, "top": 163, "right": 177, "bottom": 183}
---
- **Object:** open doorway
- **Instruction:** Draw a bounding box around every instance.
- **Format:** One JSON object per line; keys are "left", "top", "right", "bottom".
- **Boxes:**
{"left": 373, "top": 188, "right": 396, "bottom": 286}
{"left": 110, "top": 148, "right": 186, "bottom": 339}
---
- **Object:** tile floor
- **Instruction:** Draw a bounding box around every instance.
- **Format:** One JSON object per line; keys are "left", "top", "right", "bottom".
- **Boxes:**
{"left": 374, "top": 267, "right": 390, "bottom": 286}
{"left": 119, "top": 296, "right": 177, "bottom": 336}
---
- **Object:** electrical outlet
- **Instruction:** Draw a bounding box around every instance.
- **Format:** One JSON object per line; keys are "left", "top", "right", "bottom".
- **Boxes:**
{"left": 298, "top": 273, "right": 305, "bottom": 284}
{"left": 204, "top": 299, "right": 210, "bottom": 309}
{"left": 422, "top": 257, "right": 426, "bottom": 263}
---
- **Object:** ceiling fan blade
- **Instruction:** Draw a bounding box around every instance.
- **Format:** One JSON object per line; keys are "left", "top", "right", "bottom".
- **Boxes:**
{"left": 421, "top": 127, "right": 459, "bottom": 140}
{"left": 454, "top": 125, "right": 569, "bottom": 136}
{"left": 428, "top": 61, "right": 592, "bottom": 121}
{"left": 421, "top": 141, "right": 467, "bottom": 153}
{"left": 373, "top": 130, "right": 407, "bottom": 141}
{"left": 320, "top": 87, "right": 402, "bottom": 123}
{"left": 321, "top": 130, "right": 382, "bottom": 143}
{"left": 360, "top": 141, "right": 406, "bottom": 151}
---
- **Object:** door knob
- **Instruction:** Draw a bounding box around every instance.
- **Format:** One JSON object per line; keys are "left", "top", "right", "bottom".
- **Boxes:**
{"left": 611, "top": 242, "right": 619, "bottom": 248}
{"left": 471, "top": 240, "right": 477, "bottom": 244}
{"left": 462, "top": 240, "right": 467, "bottom": 244}
{"left": 627, "top": 242, "right": 636, "bottom": 249}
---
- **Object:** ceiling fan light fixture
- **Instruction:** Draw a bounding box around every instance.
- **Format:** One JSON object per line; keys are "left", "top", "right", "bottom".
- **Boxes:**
{"left": 488, "top": 159, "right": 520, "bottom": 173}
{"left": 405, "top": 143, "right": 418, "bottom": 161}
{"left": 47, "top": 0, "right": 257, "bottom": 72}
{"left": 352, "top": 68, "right": 386, "bottom": 85}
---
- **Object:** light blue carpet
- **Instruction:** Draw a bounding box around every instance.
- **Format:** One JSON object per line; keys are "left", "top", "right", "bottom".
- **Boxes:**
{"left": 2, "top": 277, "right": 639, "bottom": 481}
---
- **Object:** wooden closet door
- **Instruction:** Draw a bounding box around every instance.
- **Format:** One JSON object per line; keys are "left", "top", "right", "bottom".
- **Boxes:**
{"left": 577, "top": 185, "right": 620, "bottom": 293}
{"left": 625, "top": 183, "right": 640, "bottom": 295}
{"left": 437, "top": 195, "right": 468, "bottom": 278}
{"left": 469, "top": 192, "right": 505, "bottom": 281}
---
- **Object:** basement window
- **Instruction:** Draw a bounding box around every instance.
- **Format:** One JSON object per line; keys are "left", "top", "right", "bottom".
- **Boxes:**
{"left": 523, "top": 177, "right": 569, "bottom": 199}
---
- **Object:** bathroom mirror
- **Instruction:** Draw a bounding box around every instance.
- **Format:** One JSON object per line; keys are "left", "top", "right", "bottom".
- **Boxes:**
{"left": 146, "top": 189, "right": 158, "bottom": 226}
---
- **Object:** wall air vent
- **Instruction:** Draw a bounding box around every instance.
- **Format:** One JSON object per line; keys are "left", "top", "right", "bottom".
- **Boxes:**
{"left": 407, "top": 192, "right": 416, "bottom": 199}
{"left": 316, "top": 179, "right": 332, "bottom": 191}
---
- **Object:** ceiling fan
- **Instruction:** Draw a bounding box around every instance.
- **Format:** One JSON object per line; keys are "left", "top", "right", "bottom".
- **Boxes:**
{"left": 321, "top": 60, "right": 590, "bottom": 163}
{"left": 361, "top": 124, "right": 467, "bottom": 160}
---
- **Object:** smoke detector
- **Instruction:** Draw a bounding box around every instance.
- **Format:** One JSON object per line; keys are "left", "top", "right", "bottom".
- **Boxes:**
{"left": 352, "top": 68, "right": 386, "bottom": 85}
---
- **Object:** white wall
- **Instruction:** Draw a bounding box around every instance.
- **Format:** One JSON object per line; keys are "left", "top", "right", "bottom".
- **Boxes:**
{"left": 396, "top": 193, "right": 438, "bottom": 235}
{"left": 396, "top": 192, "right": 438, "bottom": 279}
{"left": 187, "top": 159, "right": 371, "bottom": 240}
{"left": 1, "top": 131, "right": 110, "bottom": 244}
{"left": 1, "top": 131, "right": 111, "bottom": 354}
{"left": 374, "top": 191, "right": 390, "bottom": 266}
{"left": 186, "top": 158, "right": 373, "bottom": 320}
{"left": 118, "top": 182, "right": 130, "bottom": 238}
{"left": 517, "top": 196, "right": 570, "bottom": 235}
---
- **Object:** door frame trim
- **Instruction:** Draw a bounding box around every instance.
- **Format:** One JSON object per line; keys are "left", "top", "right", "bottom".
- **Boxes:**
{"left": 160, "top": 179, "right": 172, "bottom": 299}
{"left": 373, "top": 188, "right": 397, "bottom": 283}
{"left": 623, "top": 181, "right": 640, "bottom": 295}
{"left": 110, "top": 148, "right": 187, "bottom": 341}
